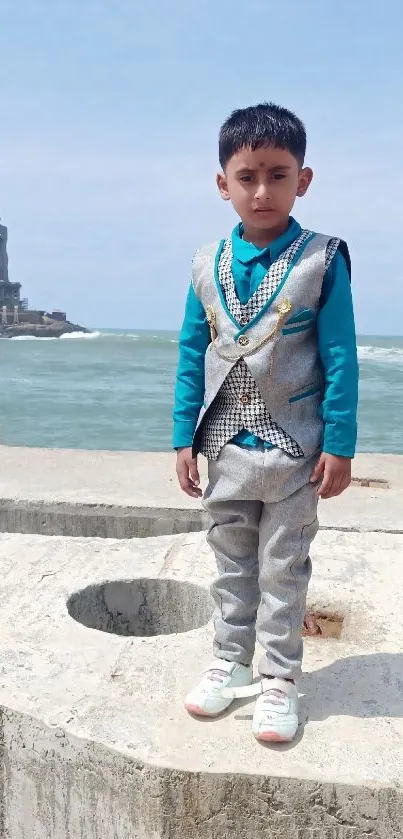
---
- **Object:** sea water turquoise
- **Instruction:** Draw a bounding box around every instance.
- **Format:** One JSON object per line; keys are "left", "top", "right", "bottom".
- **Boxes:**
{"left": 1, "top": 330, "right": 402, "bottom": 453}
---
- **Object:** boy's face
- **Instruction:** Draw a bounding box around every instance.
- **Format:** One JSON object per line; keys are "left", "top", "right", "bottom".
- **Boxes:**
{"left": 217, "top": 145, "right": 313, "bottom": 235}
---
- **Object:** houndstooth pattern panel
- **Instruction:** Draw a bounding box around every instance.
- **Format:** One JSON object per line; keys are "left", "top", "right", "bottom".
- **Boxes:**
{"left": 218, "top": 229, "right": 313, "bottom": 325}
{"left": 200, "top": 359, "right": 304, "bottom": 460}
{"left": 324, "top": 238, "right": 340, "bottom": 273}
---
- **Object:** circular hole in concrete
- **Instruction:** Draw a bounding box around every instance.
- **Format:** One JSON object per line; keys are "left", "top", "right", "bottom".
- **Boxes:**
{"left": 67, "top": 578, "right": 213, "bottom": 637}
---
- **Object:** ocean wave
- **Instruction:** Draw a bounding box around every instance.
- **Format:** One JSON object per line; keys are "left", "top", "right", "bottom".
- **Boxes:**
{"left": 9, "top": 331, "right": 103, "bottom": 342}
{"left": 358, "top": 345, "right": 403, "bottom": 363}
{"left": 6, "top": 330, "right": 175, "bottom": 343}
{"left": 7, "top": 334, "right": 401, "bottom": 358}
{"left": 107, "top": 333, "right": 140, "bottom": 340}
{"left": 10, "top": 335, "right": 58, "bottom": 341}
{"left": 100, "top": 332, "right": 177, "bottom": 343}
{"left": 66, "top": 331, "right": 145, "bottom": 340}
{"left": 59, "top": 330, "right": 102, "bottom": 340}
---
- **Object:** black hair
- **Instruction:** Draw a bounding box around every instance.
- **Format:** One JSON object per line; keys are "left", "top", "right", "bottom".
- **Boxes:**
{"left": 218, "top": 102, "right": 306, "bottom": 169}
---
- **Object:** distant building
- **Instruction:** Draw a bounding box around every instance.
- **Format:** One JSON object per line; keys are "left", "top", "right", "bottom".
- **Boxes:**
{"left": 0, "top": 223, "right": 9, "bottom": 283}
{"left": 0, "top": 223, "right": 27, "bottom": 312}
{"left": 0, "top": 280, "right": 23, "bottom": 310}
{"left": 49, "top": 309, "right": 67, "bottom": 322}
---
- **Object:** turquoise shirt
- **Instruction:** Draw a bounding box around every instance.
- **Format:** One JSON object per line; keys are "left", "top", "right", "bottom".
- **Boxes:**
{"left": 173, "top": 217, "right": 358, "bottom": 458}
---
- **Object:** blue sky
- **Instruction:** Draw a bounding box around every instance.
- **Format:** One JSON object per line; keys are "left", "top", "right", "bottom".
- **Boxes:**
{"left": 1, "top": 0, "right": 402, "bottom": 333}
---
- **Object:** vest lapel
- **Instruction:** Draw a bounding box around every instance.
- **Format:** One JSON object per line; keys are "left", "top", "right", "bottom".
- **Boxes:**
{"left": 218, "top": 230, "right": 313, "bottom": 328}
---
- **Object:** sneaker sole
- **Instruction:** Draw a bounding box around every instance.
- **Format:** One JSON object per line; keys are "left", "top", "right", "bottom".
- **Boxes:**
{"left": 254, "top": 730, "right": 294, "bottom": 743}
{"left": 185, "top": 702, "right": 223, "bottom": 718}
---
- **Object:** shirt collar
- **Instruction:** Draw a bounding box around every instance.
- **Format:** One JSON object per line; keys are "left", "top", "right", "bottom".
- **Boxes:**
{"left": 231, "top": 217, "right": 302, "bottom": 265}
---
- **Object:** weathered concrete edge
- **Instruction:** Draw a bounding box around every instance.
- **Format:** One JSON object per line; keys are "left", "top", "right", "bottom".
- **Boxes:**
{"left": 0, "top": 498, "right": 402, "bottom": 539}
{"left": 0, "top": 704, "right": 401, "bottom": 839}
{"left": 0, "top": 499, "right": 210, "bottom": 539}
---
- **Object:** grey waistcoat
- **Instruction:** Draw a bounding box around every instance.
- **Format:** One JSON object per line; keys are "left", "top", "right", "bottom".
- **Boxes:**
{"left": 192, "top": 230, "right": 341, "bottom": 461}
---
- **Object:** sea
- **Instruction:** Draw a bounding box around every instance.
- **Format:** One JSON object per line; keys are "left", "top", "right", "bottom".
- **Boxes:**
{"left": 1, "top": 330, "right": 402, "bottom": 453}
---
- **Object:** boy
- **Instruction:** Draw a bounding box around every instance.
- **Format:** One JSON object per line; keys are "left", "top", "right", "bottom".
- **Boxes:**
{"left": 173, "top": 103, "right": 358, "bottom": 743}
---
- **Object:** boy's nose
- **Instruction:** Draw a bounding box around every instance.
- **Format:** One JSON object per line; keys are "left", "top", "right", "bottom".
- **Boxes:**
{"left": 254, "top": 183, "right": 271, "bottom": 200}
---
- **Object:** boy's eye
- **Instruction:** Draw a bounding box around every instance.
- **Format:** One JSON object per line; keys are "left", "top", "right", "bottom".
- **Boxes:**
{"left": 239, "top": 175, "right": 252, "bottom": 182}
{"left": 272, "top": 173, "right": 286, "bottom": 180}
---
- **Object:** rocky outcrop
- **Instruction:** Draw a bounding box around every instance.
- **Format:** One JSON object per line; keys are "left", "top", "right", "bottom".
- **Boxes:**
{"left": 0, "top": 319, "right": 90, "bottom": 338}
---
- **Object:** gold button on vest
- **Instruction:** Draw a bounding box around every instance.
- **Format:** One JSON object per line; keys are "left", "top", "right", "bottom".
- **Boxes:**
{"left": 238, "top": 335, "right": 249, "bottom": 347}
{"left": 240, "top": 394, "right": 250, "bottom": 405}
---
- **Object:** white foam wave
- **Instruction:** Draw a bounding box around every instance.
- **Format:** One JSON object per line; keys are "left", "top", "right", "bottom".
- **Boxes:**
{"left": 358, "top": 345, "right": 403, "bottom": 364}
{"left": 59, "top": 330, "right": 101, "bottom": 340}
{"left": 10, "top": 335, "right": 57, "bottom": 341}
{"left": 9, "top": 331, "right": 101, "bottom": 342}
{"left": 106, "top": 333, "right": 141, "bottom": 339}
{"left": 8, "top": 330, "right": 176, "bottom": 343}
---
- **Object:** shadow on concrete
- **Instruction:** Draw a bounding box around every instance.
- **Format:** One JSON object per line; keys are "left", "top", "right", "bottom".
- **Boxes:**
{"left": 227, "top": 654, "right": 403, "bottom": 751}
{"left": 300, "top": 652, "right": 403, "bottom": 720}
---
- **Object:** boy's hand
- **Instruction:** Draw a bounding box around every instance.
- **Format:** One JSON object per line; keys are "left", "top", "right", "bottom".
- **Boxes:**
{"left": 176, "top": 447, "right": 203, "bottom": 498}
{"left": 310, "top": 453, "right": 352, "bottom": 499}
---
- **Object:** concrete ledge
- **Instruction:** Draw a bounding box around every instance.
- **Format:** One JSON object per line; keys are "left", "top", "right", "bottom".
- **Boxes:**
{"left": 2, "top": 707, "right": 401, "bottom": 839}
{"left": 0, "top": 529, "right": 403, "bottom": 837}
{"left": 0, "top": 446, "right": 402, "bottom": 835}
{"left": 0, "top": 500, "right": 209, "bottom": 539}
{"left": 0, "top": 446, "right": 402, "bottom": 536}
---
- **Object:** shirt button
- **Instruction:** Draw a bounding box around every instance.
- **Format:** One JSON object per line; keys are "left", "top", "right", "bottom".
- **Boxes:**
{"left": 240, "top": 394, "right": 250, "bottom": 405}
{"left": 238, "top": 335, "right": 249, "bottom": 347}
{"left": 239, "top": 316, "right": 249, "bottom": 326}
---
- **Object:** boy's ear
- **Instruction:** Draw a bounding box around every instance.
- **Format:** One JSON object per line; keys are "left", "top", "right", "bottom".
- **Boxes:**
{"left": 216, "top": 172, "right": 231, "bottom": 201}
{"left": 297, "top": 167, "right": 313, "bottom": 197}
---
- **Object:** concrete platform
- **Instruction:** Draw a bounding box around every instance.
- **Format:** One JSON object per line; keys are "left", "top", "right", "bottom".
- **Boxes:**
{"left": 1, "top": 526, "right": 403, "bottom": 837}
{"left": 0, "top": 446, "right": 402, "bottom": 537}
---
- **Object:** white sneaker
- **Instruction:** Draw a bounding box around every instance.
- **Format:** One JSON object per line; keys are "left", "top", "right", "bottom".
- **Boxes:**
{"left": 252, "top": 678, "right": 299, "bottom": 743}
{"left": 184, "top": 659, "right": 253, "bottom": 717}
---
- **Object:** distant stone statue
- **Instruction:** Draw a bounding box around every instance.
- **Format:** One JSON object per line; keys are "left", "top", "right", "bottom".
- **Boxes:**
{"left": 0, "top": 223, "right": 9, "bottom": 284}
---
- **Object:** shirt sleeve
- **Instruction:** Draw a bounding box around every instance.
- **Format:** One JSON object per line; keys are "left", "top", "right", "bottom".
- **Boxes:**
{"left": 172, "top": 282, "right": 210, "bottom": 449}
{"left": 317, "top": 250, "right": 359, "bottom": 458}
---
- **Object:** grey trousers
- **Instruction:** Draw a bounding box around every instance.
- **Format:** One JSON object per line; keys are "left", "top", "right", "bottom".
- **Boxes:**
{"left": 202, "top": 443, "right": 319, "bottom": 681}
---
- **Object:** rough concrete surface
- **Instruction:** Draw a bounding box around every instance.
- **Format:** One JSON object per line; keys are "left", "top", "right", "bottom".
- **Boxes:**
{"left": 0, "top": 519, "right": 403, "bottom": 837}
{"left": 0, "top": 446, "right": 402, "bottom": 537}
